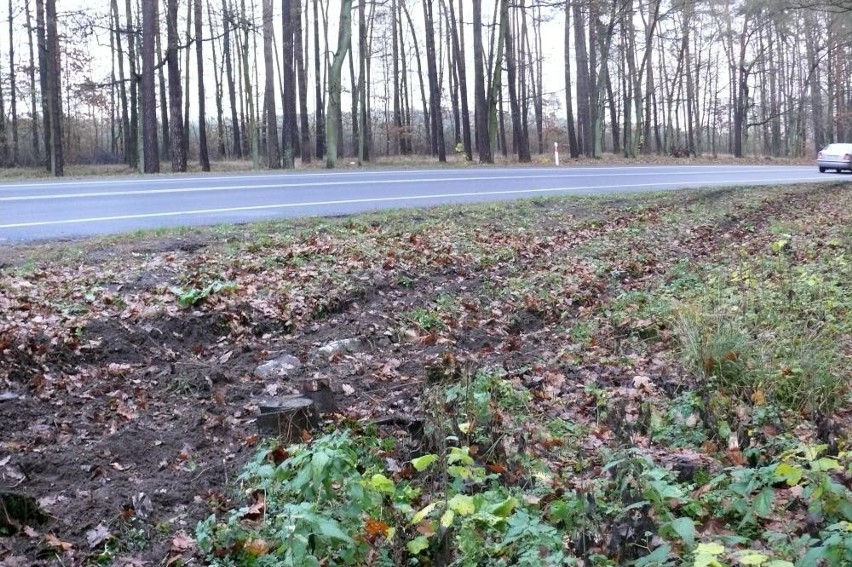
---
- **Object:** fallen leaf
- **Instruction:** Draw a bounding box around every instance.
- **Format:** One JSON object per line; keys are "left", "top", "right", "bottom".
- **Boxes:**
{"left": 44, "top": 533, "right": 74, "bottom": 552}
{"left": 632, "top": 375, "right": 653, "bottom": 391}
{"left": 22, "top": 525, "right": 39, "bottom": 538}
{"left": 85, "top": 523, "right": 111, "bottom": 549}
{"left": 364, "top": 519, "right": 390, "bottom": 543}
{"left": 341, "top": 384, "right": 355, "bottom": 396}
{"left": 727, "top": 449, "right": 747, "bottom": 466}
{"left": 170, "top": 531, "right": 195, "bottom": 553}
{"left": 243, "top": 538, "right": 270, "bottom": 556}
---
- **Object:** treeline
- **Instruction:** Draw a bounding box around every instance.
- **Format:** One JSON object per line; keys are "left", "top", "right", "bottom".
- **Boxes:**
{"left": 12, "top": 0, "right": 852, "bottom": 175}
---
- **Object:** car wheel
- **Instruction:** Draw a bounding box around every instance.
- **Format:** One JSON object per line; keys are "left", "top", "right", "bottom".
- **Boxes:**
{"left": 819, "top": 167, "right": 826, "bottom": 173}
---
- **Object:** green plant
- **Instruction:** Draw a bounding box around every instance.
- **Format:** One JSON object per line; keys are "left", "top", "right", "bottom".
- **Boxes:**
{"left": 171, "top": 280, "right": 237, "bottom": 308}
{"left": 407, "top": 307, "right": 445, "bottom": 332}
{"left": 673, "top": 307, "right": 753, "bottom": 389}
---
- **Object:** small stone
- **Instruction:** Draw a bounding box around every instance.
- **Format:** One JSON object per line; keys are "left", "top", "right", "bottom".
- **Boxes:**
{"left": 310, "top": 338, "right": 367, "bottom": 361}
{"left": 254, "top": 354, "right": 302, "bottom": 379}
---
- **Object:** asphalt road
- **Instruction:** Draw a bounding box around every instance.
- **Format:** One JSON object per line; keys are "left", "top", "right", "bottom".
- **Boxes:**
{"left": 0, "top": 164, "right": 837, "bottom": 242}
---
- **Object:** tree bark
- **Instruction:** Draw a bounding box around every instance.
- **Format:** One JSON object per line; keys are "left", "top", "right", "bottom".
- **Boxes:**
{"left": 166, "top": 0, "right": 185, "bottom": 172}
{"left": 8, "top": 0, "right": 18, "bottom": 165}
{"left": 223, "top": 0, "right": 241, "bottom": 157}
{"left": 357, "top": 0, "right": 368, "bottom": 162}
{"left": 295, "top": 0, "right": 312, "bottom": 163}
{"left": 401, "top": 1, "right": 430, "bottom": 148}
{"left": 262, "top": 0, "right": 279, "bottom": 168}
{"left": 36, "top": 0, "right": 49, "bottom": 171}
{"left": 313, "top": 0, "right": 326, "bottom": 159}
{"left": 207, "top": 1, "right": 227, "bottom": 158}
{"left": 124, "top": 0, "right": 139, "bottom": 169}
{"left": 195, "top": 0, "right": 210, "bottom": 171}
{"left": 140, "top": 0, "right": 159, "bottom": 172}
{"left": 26, "top": 0, "right": 40, "bottom": 163}
{"left": 423, "top": 0, "right": 446, "bottom": 161}
{"left": 448, "top": 0, "right": 471, "bottom": 160}
{"left": 563, "top": 2, "right": 578, "bottom": 158}
{"left": 503, "top": 0, "right": 529, "bottom": 162}
{"left": 241, "top": 0, "right": 259, "bottom": 167}
{"left": 325, "top": 0, "right": 352, "bottom": 168}
{"left": 472, "top": 0, "right": 491, "bottom": 163}
{"left": 282, "top": 0, "right": 297, "bottom": 168}
{"left": 156, "top": 19, "right": 170, "bottom": 160}
{"left": 45, "top": 0, "right": 62, "bottom": 175}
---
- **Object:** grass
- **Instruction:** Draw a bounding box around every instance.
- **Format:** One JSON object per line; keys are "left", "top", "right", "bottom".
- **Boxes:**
{"left": 3, "top": 180, "right": 852, "bottom": 565}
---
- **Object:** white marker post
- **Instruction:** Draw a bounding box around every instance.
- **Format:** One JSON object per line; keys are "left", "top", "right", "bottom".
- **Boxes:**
{"left": 554, "top": 142, "right": 560, "bottom": 166}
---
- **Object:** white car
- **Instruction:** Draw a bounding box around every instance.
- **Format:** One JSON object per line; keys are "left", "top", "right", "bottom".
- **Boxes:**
{"left": 817, "top": 143, "right": 852, "bottom": 173}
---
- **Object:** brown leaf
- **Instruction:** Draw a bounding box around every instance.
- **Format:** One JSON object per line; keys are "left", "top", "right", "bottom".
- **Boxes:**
{"left": 364, "top": 519, "right": 390, "bottom": 543}
{"left": 170, "top": 531, "right": 195, "bottom": 553}
{"left": 241, "top": 493, "right": 266, "bottom": 521}
{"left": 727, "top": 449, "right": 747, "bottom": 466}
{"left": 22, "top": 525, "right": 39, "bottom": 538}
{"left": 243, "top": 538, "right": 271, "bottom": 557}
{"left": 44, "top": 533, "right": 74, "bottom": 552}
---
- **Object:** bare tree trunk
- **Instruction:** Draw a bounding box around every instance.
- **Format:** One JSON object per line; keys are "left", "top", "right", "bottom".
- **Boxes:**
{"left": 156, "top": 21, "right": 170, "bottom": 159}
{"left": 208, "top": 1, "right": 227, "bottom": 158}
{"left": 241, "top": 0, "right": 259, "bottom": 167}
{"left": 45, "top": 0, "right": 62, "bottom": 175}
{"left": 357, "top": 0, "right": 369, "bottom": 162}
{"left": 111, "top": 0, "right": 131, "bottom": 165}
{"left": 472, "top": 0, "right": 491, "bottom": 163}
{"left": 166, "top": 0, "right": 185, "bottom": 172}
{"left": 141, "top": 0, "right": 160, "bottom": 172}
{"left": 488, "top": 0, "right": 505, "bottom": 155}
{"left": 195, "top": 0, "right": 210, "bottom": 171}
{"left": 325, "top": 0, "right": 352, "bottom": 168}
{"left": 263, "top": 0, "right": 279, "bottom": 168}
{"left": 295, "top": 0, "right": 311, "bottom": 163}
{"left": 423, "top": 0, "right": 446, "bottom": 161}
{"left": 401, "top": 1, "right": 431, "bottom": 148}
{"left": 183, "top": 0, "right": 192, "bottom": 161}
{"left": 528, "top": 5, "right": 544, "bottom": 155}
{"left": 124, "top": 0, "right": 139, "bottom": 169}
{"left": 349, "top": 36, "right": 359, "bottom": 158}
{"left": 223, "top": 0, "right": 241, "bottom": 157}
{"left": 313, "top": 0, "right": 326, "bottom": 159}
{"left": 36, "top": 0, "right": 48, "bottom": 171}
{"left": 448, "top": 0, "right": 471, "bottom": 159}
{"left": 573, "top": 2, "right": 590, "bottom": 156}
{"left": 8, "top": 0, "right": 18, "bottom": 165}
{"left": 282, "top": 0, "right": 297, "bottom": 168}
{"left": 503, "top": 0, "right": 529, "bottom": 162}
{"left": 563, "top": 2, "right": 578, "bottom": 158}
{"left": 26, "top": 0, "right": 40, "bottom": 163}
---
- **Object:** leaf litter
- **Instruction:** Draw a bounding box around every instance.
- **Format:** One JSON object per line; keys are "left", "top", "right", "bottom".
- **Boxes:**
{"left": 0, "top": 182, "right": 851, "bottom": 564}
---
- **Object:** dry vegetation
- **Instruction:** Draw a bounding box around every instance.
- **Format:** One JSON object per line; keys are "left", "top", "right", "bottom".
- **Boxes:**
{"left": 1, "top": 180, "right": 851, "bottom": 566}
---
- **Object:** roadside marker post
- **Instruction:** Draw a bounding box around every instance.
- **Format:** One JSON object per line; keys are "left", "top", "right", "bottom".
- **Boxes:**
{"left": 554, "top": 142, "right": 560, "bottom": 166}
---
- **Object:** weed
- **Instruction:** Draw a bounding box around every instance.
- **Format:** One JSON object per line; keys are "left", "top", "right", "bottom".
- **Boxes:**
{"left": 170, "top": 280, "right": 238, "bottom": 308}
{"left": 673, "top": 306, "right": 754, "bottom": 391}
{"left": 407, "top": 307, "right": 445, "bottom": 332}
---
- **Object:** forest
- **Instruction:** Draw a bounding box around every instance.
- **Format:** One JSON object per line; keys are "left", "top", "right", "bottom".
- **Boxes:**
{"left": 11, "top": 0, "right": 852, "bottom": 176}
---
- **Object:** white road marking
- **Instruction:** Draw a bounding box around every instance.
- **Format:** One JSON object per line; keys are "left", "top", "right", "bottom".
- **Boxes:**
{"left": 0, "top": 176, "right": 826, "bottom": 229}
{"left": 0, "top": 165, "right": 817, "bottom": 192}
{"left": 0, "top": 168, "right": 826, "bottom": 202}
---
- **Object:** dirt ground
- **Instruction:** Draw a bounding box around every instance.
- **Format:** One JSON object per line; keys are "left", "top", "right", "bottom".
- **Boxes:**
{"left": 0, "top": 181, "right": 849, "bottom": 565}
